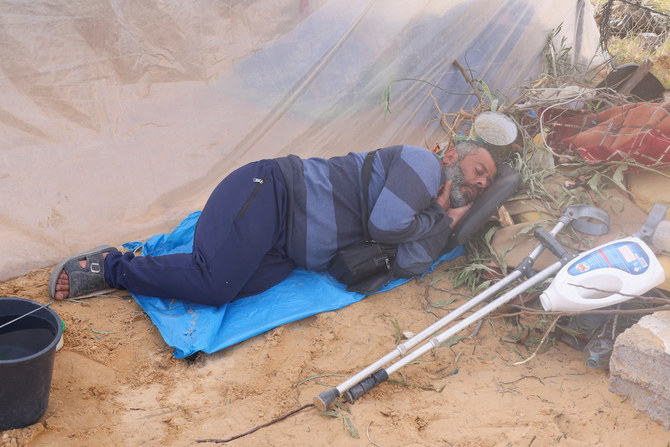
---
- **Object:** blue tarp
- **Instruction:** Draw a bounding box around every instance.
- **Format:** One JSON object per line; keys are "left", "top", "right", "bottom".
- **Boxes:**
{"left": 125, "top": 212, "right": 464, "bottom": 358}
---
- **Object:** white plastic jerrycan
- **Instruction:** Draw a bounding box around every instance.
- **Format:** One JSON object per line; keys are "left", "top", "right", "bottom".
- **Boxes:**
{"left": 540, "top": 237, "right": 666, "bottom": 312}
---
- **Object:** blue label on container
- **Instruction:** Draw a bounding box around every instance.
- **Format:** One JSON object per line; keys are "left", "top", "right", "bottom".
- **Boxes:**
{"left": 568, "top": 241, "right": 650, "bottom": 276}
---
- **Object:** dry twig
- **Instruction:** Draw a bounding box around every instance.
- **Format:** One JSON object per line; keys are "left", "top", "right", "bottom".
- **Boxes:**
{"left": 196, "top": 404, "right": 315, "bottom": 444}
{"left": 512, "top": 316, "right": 560, "bottom": 366}
{"left": 366, "top": 422, "right": 386, "bottom": 447}
{"left": 453, "top": 59, "right": 483, "bottom": 105}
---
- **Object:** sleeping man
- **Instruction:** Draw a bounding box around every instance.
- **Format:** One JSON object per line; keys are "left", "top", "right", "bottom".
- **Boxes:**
{"left": 50, "top": 141, "right": 497, "bottom": 306}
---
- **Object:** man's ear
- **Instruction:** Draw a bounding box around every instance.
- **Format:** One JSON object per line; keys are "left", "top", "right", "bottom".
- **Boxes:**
{"left": 441, "top": 147, "right": 459, "bottom": 166}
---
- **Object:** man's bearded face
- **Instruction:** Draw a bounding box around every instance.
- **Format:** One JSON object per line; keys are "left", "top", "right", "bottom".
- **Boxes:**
{"left": 443, "top": 161, "right": 481, "bottom": 208}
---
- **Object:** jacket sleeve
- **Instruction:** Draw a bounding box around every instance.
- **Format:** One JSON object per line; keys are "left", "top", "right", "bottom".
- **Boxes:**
{"left": 367, "top": 147, "right": 453, "bottom": 277}
{"left": 392, "top": 219, "right": 454, "bottom": 277}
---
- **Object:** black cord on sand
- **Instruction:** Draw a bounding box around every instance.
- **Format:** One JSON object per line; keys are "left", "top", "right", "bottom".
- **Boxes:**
{"left": 196, "top": 403, "right": 315, "bottom": 443}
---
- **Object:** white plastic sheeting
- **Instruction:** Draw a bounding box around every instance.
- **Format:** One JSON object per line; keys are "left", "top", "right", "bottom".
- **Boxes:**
{"left": 0, "top": 0, "right": 601, "bottom": 281}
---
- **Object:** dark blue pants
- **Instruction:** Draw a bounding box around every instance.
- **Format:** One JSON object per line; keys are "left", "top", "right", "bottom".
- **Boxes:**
{"left": 103, "top": 159, "right": 295, "bottom": 306}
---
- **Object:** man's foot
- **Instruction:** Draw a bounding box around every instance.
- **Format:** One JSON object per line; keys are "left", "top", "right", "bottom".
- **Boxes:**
{"left": 53, "top": 268, "right": 72, "bottom": 300}
{"left": 53, "top": 259, "right": 102, "bottom": 300}
{"left": 48, "top": 246, "right": 119, "bottom": 300}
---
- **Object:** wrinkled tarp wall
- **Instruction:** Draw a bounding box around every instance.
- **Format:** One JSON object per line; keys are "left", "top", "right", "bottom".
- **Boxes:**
{"left": 0, "top": 0, "right": 601, "bottom": 281}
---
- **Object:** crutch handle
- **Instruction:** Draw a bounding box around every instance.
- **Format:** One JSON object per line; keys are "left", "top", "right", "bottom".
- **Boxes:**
{"left": 534, "top": 227, "right": 570, "bottom": 260}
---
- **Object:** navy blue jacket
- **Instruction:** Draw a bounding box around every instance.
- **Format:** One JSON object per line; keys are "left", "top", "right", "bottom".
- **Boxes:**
{"left": 275, "top": 145, "right": 453, "bottom": 277}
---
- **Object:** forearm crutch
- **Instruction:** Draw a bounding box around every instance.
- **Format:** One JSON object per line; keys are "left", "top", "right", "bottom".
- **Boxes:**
{"left": 314, "top": 205, "right": 609, "bottom": 410}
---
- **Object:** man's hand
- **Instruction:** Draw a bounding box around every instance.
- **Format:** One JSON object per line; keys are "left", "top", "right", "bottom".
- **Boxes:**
{"left": 446, "top": 203, "right": 472, "bottom": 228}
{"left": 435, "top": 180, "right": 452, "bottom": 211}
{"left": 436, "top": 180, "right": 472, "bottom": 228}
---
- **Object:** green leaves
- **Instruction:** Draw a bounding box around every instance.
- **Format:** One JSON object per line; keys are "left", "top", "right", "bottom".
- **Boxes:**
{"left": 320, "top": 402, "right": 359, "bottom": 439}
{"left": 587, "top": 170, "right": 602, "bottom": 192}
{"left": 611, "top": 164, "right": 627, "bottom": 191}
{"left": 426, "top": 297, "right": 456, "bottom": 313}
{"left": 380, "top": 84, "right": 392, "bottom": 116}
{"left": 439, "top": 335, "right": 466, "bottom": 348}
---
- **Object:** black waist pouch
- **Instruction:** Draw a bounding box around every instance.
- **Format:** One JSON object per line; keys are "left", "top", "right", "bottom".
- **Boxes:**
{"left": 329, "top": 240, "right": 396, "bottom": 294}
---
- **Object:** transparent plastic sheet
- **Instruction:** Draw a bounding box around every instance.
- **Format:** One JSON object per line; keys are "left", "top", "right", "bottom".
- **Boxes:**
{"left": 0, "top": 0, "right": 601, "bottom": 280}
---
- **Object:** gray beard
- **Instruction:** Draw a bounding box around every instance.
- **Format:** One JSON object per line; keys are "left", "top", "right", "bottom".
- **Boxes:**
{"left": 443, "top": 163, "right": 469, "bottom": 208}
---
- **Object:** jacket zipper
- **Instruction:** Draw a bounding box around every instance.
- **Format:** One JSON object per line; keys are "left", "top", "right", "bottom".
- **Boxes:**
{"left": 237, "top": 177, "right": 270, "bottom": 218}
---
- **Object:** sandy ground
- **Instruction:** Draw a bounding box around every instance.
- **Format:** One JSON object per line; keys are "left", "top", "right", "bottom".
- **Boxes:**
{"left": 0, "top": 263, "right": 668, "bottom": 447}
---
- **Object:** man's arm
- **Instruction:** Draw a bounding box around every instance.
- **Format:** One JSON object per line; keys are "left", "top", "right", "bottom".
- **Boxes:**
{"left": 366, "top": 147, "right": 457, "bottom": 277}
{"left": 367, "top": 147, "right": 448, "bottom": 244}
{"left": 393, "top": 180, "right": 471, "bottom": 277}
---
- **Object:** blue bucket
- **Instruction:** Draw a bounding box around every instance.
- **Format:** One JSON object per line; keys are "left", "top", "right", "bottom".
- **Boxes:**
{"left": 0, "top": 297, "right": 62, "bottom": 431}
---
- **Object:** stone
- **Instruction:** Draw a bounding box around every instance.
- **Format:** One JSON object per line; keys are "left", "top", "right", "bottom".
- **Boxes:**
{"left": 609, "top": 311, "right": 670, "bottom": 429}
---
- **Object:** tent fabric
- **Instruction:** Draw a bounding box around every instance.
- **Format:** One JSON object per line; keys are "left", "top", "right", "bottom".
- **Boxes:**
{"left": 125, "top": 211, "right": 464, "bottom": 358}
{"left": 0, "top": 0, "right": 602, "bottom": 281}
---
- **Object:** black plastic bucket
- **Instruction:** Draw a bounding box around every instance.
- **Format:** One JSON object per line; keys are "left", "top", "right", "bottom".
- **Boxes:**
{"left": 0, "top": 297, "right": 62, "bottom": 431}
